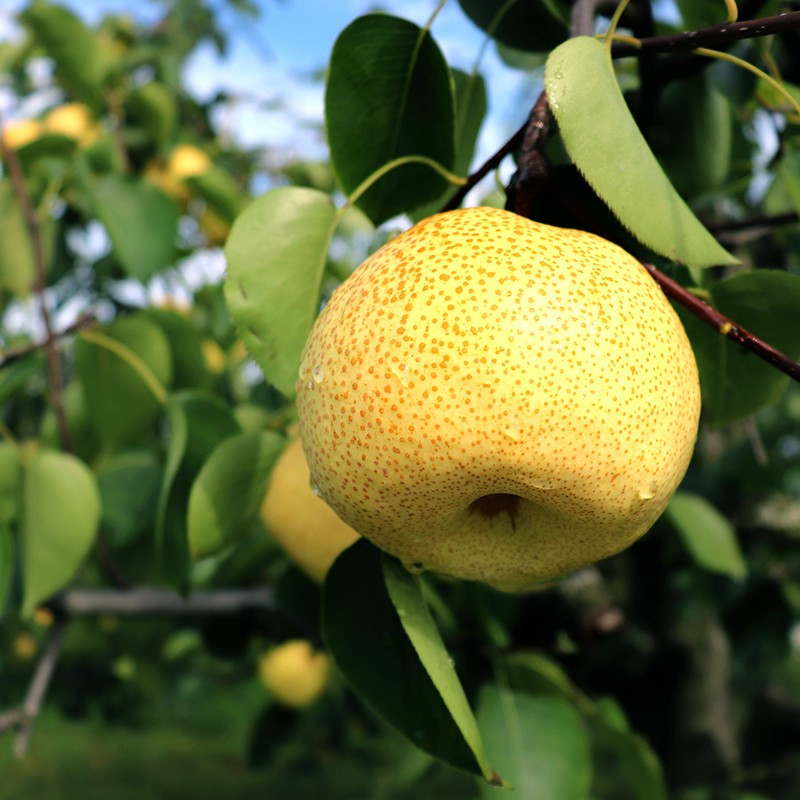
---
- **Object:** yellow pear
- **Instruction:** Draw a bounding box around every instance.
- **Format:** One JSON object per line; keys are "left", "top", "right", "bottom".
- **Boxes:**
{"left": 258, "top": 639, "right": 331, "bottom": 709}
{"left": 43, "top": 103, "right": 99, "bottom": 146}
{"left": 260, "top": 436, "right": 359, "bottom": 582}
{"left": 296, "top": 206, "right": 700, "bottom": 592}
{"left": 1, "top": 118, "right": 43, "bottom": 150}
{"left": 143, "top": 144, "right": 211, "bottom": 205}
{"left": 168, "top": 143, "right": 212, "bottom": 180}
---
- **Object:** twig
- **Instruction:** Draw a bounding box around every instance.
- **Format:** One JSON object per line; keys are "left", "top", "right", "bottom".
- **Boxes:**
{"left": 611, "top": 10, "right": 800, "bottom": 57}
{"left": 570, "top": 0, "right": 598, "bottom": 37}
{"left": 705, "top": 212, "right": 799, "bottom": 235}
{"left": 641, "top": 262, "right": 800, "bottom": 384}
{"left": 0, "top": 313, "right": 96, "bottom": 370}
{"left": 10, "top": 621, "right": 67, "bottom": 758}
{"left": 441, "top": 118, "right": 528, "bottom": 211}
{"left": 56, "top": 587, "right": 277, "bottom": 616}
{"left": 504, "top": 92, "right": 554, "bottom": 218}
{"left": 0, "top": 118, "right": 72, "bottom": 453}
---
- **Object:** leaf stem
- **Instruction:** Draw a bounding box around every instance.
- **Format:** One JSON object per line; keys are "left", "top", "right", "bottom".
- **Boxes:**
{"left": 605, "top": 0, "right": 633, "bottom": 53}
{"left": 693, "top": 46, "right": 800, "bottom": 119}
{"left": 78, "top": 328, "right": 169, "bottom": 405}
{"left": 340, "top": 155, "right": 465, "bottom": 222}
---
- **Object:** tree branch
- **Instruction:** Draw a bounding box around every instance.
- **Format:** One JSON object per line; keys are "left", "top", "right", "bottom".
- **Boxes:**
{"left": 611, "top": 10, "right": 800, "bottom": 58}
{"left": 1, "top": 621, "right": 68, "bottom": 758}
{"left": 55, "top": 586, "right": 277, "bottom": 616}
{"left": 441, "top": 119, "right": 528, "bottom": 212}
{"left": 641, "top": 262, "right": 800, "bottom": 384}
{"left": 0, "top": 314, "right": 96, "bottom": 370}
{"left": 0, "top": 119, "right": 72, "bottom": 454}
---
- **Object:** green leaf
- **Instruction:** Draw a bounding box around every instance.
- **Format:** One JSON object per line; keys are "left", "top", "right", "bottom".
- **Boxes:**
{"left": 323, "top": 539, "right": 484, "bottom": 776}
{"left": 21, "top": 449, "right": 101, "bottom": 616}
{"left": 156, "top": 391, "right": 240, "bottom": 591}
{"left": 0, "top": 354, "right": 44, "bottom": 406}
{"left": 76, "top": 315, "right": 172, "bottom": 450}
{"left": 545, "top": 37, "right": 736, "bottom": 268}
{"left": 678, "top": 270, "right": 800, "bottom": 426}
{"left": 123, "top": 82, "right": 176, "bottom": 145}
{"left": 476, "top": 686, "right": 591, "bottom": 799}
{"left": 0, "top": 523, "right": 13, "bottom": 616}
{"left": 452, "top": 69, "right": 488, "bottom": 178}
{"left": 457, "top": 0, "right": 568, "bottom": 52}
{"left": 0, "top": 442, "right": 21, "bottom": 526}
{"left": 224, "top": 186, "right": 336, "bottom": 397}
{"left": 187, "top": 166, "right": 245, "bottom": 223}
{"left": 411, "top": 68, "right": 488, "bottom": 221}
{"left": 97, "top": 451, "right": 162, "bottom": 548}
{"left": 326, "top": 14, "right": 455, "bottom": 224}
{"left": 781, "top": 147, "right": 800, "bottom": 215}
{"left": 0, "top": 178, "right": 35, "bottom": 296}
{"left": 382, "top": 555, "right": 497, "bottom": 783}
{"left": 21, "top": 1, "right": 105, "bottom": 107}
{"left": 590, "top": 701, "right": 667, "bottom": 800}
{"left": 188, "top": 431, "right": 284, "bottom": 559}
{"left": 146, "top": 308, "right": 212, "bottom": 391}
{"left": 86, "top": 175, "right": 178, "bottom": 281}
{"left": 653, "top": 72, "right": 732, "bottom": 200}
{"left": 507, "top": 654, "right": 667, "bottom": 800}
{"left": 666, "top": 491, "right": 746, "bottom": 579}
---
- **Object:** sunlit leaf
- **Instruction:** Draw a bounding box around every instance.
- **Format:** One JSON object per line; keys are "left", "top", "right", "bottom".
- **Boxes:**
{"left": 21, "top": 449, "right": 101, "bottom": 616}
{"left": 545, "top": 37, "right": 736, "bottom": 268}
{"left": 156, "top": 391, "right": 240, "bottom": 591}
{"left": 224, "top": 186, "right": 335, "bottom": 397}
{"left": 86, "top": 175, "right": 179, "bottom": 281}
{"left": 667, "top": 491, "right": 746, "bottom": 579}
{"left": 477, "top": 686, "right": 591, "bottom": 799}
{"left": 21, "top": 2, "right": 105, "bottom": 107}
{"left": 188, "top": 431, "right": 284, "bottom": 559}
{"left": 76, "top": 315, "right": 172, "bottom": 450}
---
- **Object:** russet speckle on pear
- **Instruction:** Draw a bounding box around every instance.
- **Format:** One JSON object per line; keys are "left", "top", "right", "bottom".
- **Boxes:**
{"left": 296, "top": 206, "right": 700, "bottom": 592}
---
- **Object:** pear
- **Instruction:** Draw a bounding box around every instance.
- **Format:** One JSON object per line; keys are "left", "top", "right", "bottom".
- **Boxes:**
{"left": 260, "top": 436, "right": 359, "bottom": 583}
{"left": 296, "top": 206, "right": 700, "bottom": 592}
{"left": 43, "top": 103, "right": 100, "bottom": 147}
{"left": 258, "top": 639, "right": 331, "bottom": 709}
{"left": 1, "top": 118, "right": 43, "bottom": 150}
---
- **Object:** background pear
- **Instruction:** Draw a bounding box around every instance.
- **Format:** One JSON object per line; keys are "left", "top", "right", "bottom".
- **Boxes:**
{"left": 258, "top": 639, "right": 331, "bottom": 709}
{"left": 260, "top": 435, "right": 359, "bottom": 583}
{"left": 296, "top": 206, "right": 701, "bottom": 592}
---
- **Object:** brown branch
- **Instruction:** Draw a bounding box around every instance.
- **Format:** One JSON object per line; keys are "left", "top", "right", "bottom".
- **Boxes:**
{"left": 0, "top": 314, "right": 96, "bottom": 370}
{"left": 611, "top": 10, "right": 800, "bottom": 58}
{"left": 0, "top": 121, "right": 73, "bottom": 454}
{"left": 56, "top": 587, "right": 277, "bottom": 616}
{"left": 704, "top": 212, "right": 799, "bottom": 235}
{"left": 1, "top": 621, "right": 68, "bottom": 758}
{"left": 504, "top": 92, "right": 554, "bottom": 218}
{"left": 642, "top": 262, "right": 800, "bottom": 384}
{"left": 441, "top": 118, "right": 528, "bottom": 212}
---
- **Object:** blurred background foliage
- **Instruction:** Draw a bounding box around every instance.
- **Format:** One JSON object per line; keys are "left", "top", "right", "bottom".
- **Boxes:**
{"left": 1, "top": 0, "right": 800, "bottom": 798}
